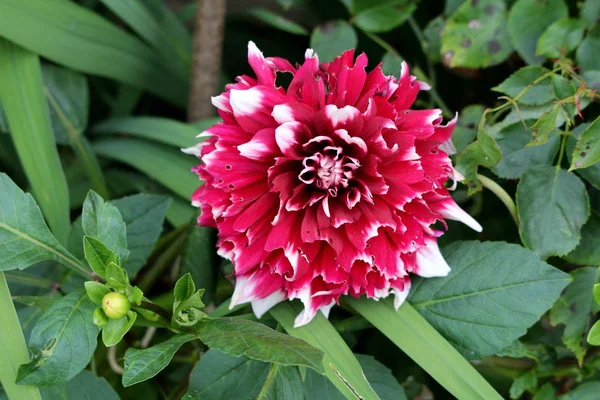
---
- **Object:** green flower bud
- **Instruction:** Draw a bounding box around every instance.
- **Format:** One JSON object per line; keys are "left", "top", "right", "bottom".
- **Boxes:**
{"left": 102, "top": 292, "right": 131, "bottom": 319}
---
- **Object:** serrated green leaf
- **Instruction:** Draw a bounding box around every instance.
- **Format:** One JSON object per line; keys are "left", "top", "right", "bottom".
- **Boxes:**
{"left": 565, "top": 123, "right": 600, "bottom": 188}
{"left": 455, "top": 127, "right": 502, "bottom": 193}
{"left": 0, "top": 173, "right": 89, "bottom": 276}
{"left": 507, "top": 0, "right": 568, "bottom": 65}
{"left": 536, "top": 18, "right": 584, "bottom": 58}
{"left": 174, "top": 273, "right": 195, "bottom": 302}
{"left": 564, "top": 212, "right": 600, "bottom": 265}
{"left": 517, "top": 166, "right": 589, "bottom": 258}
{"left": 497, "top": 341, "right": 549, "bottom": 364}
{"left": 492, "top": 66, "right": 553, "bottom": 106}
{"left": 102, "top": 312, "right": 137, "bottom": 347}
{"left": 352, "top": 1, "right": 416, "bottom": 33}
{"left": 246, "top": 8, "right": 308, "bottom": 35}
{"left": 182, "top": 350, "right": 269, "bottom": 400}
{"left": 258, "top": 365, "right": 304, "bottom": 400}
{"left": 570, "top": 116, "right": 600, "bottom": 170}
{"left": 409, "top": 241, "right": 571, "bottom": 359}
{"left": 83, "top": 236, "right": 118, "bottom": 278}
{"left": 528, "top": 106, "right": 561, "bottom": 146}
{"left": 40, "top": 370, "right": 119, "bottom": 400}
{"left": 17, "top": 292, "right": 99, "bottom": 386}
{"left": 84, "top": 281, "right": 110, "bottom": 304}
{"left": 510, "top": 370, "right": 538, "bottom": 399}
{"left": 122, "top": 333, "right": 195, "bottom": 387}
{"left": 310, "top": 21, "right": 357, "bottom": 63}
{"left": 441, "top": 0, "right": 513, "bottom": 68}
{"left": 550, "top": 267, "right": 600, "bottom": 363}
{"left": 196, "top": 317, "right": 325, "bottom": 373}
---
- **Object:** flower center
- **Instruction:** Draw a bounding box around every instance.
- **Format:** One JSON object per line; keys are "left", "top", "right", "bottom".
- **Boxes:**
{"left": 298, "top": 146, "right": 359, "bottom": 197}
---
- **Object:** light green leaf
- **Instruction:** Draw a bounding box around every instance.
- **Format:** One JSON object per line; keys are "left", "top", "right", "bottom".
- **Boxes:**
{"left": 455, "top": 127, "right": 502, "bottom": 193}
{"left": 509, "top": 370, "right": 538, "bottom": 399}
{"left": 82, "top": 191, "right": 129, "bottom": 263}
{"left": 588, "top": 321, "right": 600, "bottom": 345}
{"left": 102, "top": 312, "right": 137, "bottom": 347}
{"left": 0, "top": 0, "right": 187, "bottom": 107}
{"left": 172, "top": 290, "right": 207, "bottom": 327}
{"left": 40, "top": 370, "right": 119, "bottom": 400}
{"left": 179, "top": 225, "right": 218, "bottom": 305}
{"left": 174, "top": 273, "right": 195, "bottom": 302}
{"left": 17, "top": 292, "right": 100, "bottom": 386}
{"left": 409, "top": 241, "right": 571, "bottom": 359}
{"left": 83, "top": 236, "right": 119, "bottom": 278}
{"left": 258, "top": 365, "right": 304, "bottom": 400}
{"left": 352, "top": 1, "right": 417, "bottom": 33}
{"left": 182, "top": 350, "right": 269, "bottom": 400}
{"left": 270, "top": 302, "right": 379, "bottom": 400}
{"left": 528, "top": 106, "right": 561, "bottom": 146}
{"left": 565, "top": 212, "right": 600, "bottom": 265}
{"left": 569, "top": 115, "right": 600, "bottom": 170}
{"left": 84, "top": 281, "right": 110, "bottom": 304}
{"left": 104, "top": 262, "right": 129, "bottom": 291}
{"left": 533, "top": 383, "right": 556, "bottom": 400}
{"left": 507, "top": 0, "right": 568, "bottom": 65}
{"left": 576, "top": 31, "right": 600, "bottom": 73}
{"left": 566, "top": 123, "right": 600, "bottom": 189}
{"left": 0, "top": 173, "right": 89, "bottom": 276}
{"left": 536, "top": 18, "right": 585, "bottom": 58}
{"left": 122, "top": 333, "right": 195, "bottom": 387}
{"left": 441, "top": 0, "right": 513, "bottom": 68}
{"left": 310, "top": 21, "right": 357, "bottom": 63}
{"left": 246, "top": 8, "right": 308, "bottom": 35}
{"left": 491, "top": 120, "right": 560, "bottom": 179}
{"left": 550, "top": 267, "right": 600, "bottom": 363}
{"left": 195, "top": 317, "right": 324, "bottom": 373}
{"left": 492, "top": 66, "right": 553, "bottom": 105}
{"left": 0, "top": 39, "right": 70, "bottom": 245}
{"left": 517, "top": 166, "right": 589, "bottom": 258}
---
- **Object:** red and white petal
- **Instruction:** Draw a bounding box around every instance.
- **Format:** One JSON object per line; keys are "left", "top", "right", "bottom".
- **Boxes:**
{"left": 414, "top": 237, "right": 451, "bottom": 278}
{"left": 247, "top": 41, "right": 276, "bottom": 87}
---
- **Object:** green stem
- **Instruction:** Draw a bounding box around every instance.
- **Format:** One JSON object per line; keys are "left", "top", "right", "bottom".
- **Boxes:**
{"left": 348, "top": 298, "right": 503, "bottom": 400}
{"left": 477, "top": 174, "right": 519, "bottom": 227}
{"left": 3, "top": 271, "right": 54, "bottom": 290}
{"left": 0, "top": 273, "right": 42, "bottom": 400}
{"left": 137, "top": 231, "right": 188, "bottom": 291}
{"left": 555, "top": 127, "right": 569, "bottom": 170}
{"left": 256, "top": 364, "right": 280, "bottom": 400}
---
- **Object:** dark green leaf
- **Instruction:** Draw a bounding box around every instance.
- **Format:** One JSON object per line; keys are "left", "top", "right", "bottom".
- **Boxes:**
{"left": 455, "top": 127, "right": 502, "bottom": 193}
{"left": 566, "top": 123, "right": 600, "bottom": 189}
{"left": 84, "top": 281, "right": 110, "bottom": 304}
{"left": 509, "top": 370, "right": 538, "bottom": 399}
{"left": 179, "top": 225, "right": 217, "bottom": 305}
{"left": 528, "top": 106, "right": 561, "bottom": 146}
{"left": 380, "top": 52, "right": 404, "bottom": 76}
{"left": 17, "top": 292, "right": 99, "bottom": 386}
{"left": 423, "top": 16, "right": 444, "bottom": 63}
{"left": 559, "top": 381, "right": 600, "bottom": 400}
{"left": 40, "top": 370, "right": 119, "bottom": 400}
{"left": 452, "top": 105, "right": 484, "bottom": 153}
{"left": 492, "top": 66, "right": 553, "bottom": 106}
{"left": 565, "top": 212, "right": 600, "bottom": 265}
{"left": 83, "top": 236, "right": 119, "bottom": 278}
{"left": 356, "top": 354, "right": 407, "bottom": 400}
{"left": 441, "top": 0, "right": 513, "bottom": 68}
{"left": 303, "top": 369, "right": 346, "bottom": 400}
{"left": 536, "top": 18, "right": 584, "bottom": 58}
{"left": 517, "top": 166, "right": 589, "bottom": 258}
{"left": 102, "top": 312, "right": 136, "bottom": 347}
{"left": 122, "top": 333, "right": 195, "bottom": 387}
{"left": 246, "top": 8, "right": 308, "bottom": 35}
{"left": 581, "top": 0, "right": 600, "bottom": 29}
{"left": 310, "top": 21, "right": 357, "bottom": 63}
{"left": 533, "top": 383, "right": 556, "bottom": 400}
{"left": 259, "top": 365, "right": 304, "bottom": 400}
{"left": 352, "top": 1, "right": 417, "bottom": 33}
{"left": 570, "top": 115, "right": 600, "bottom": 170}
{"left": 507, "top": 0, "right": 568, "bottom": 65}
{"left": 195, "top": 318, "right": 324, "bottom": 372}
{"left": 576, "top": 30, "right": 600, "bottom": 73}
{"left": 409, "top": 241, "right": 571, "bottom": 359}
{"left": 182, "top": 350, "right": 269, "bottom": 400}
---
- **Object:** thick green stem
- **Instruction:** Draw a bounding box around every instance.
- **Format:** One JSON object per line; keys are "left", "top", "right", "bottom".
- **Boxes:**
{"left": 0, "top": 273, "right": 42, "bottom": 400}
{"left": 477, "top": 174, "right": 519, "bottom": 227}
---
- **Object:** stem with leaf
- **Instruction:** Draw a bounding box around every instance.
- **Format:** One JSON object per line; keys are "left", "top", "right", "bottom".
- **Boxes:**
{"left": 477, "top": 174, "right": 519, "bottom": 226}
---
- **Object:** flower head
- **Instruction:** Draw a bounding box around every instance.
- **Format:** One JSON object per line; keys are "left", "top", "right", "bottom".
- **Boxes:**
{"left": 187, "top": 42, "right": 481, "bottom": 327}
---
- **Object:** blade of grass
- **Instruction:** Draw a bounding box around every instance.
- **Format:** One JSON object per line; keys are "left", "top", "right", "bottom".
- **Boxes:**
{"left": 0, "top": 39, "right": 70, "bottom": 244}
{"left": 0, "top": 0, "right": 187, "bottom": 107}
{"left": 347, "top": 298, "right": 503, "bottom": 400}
{"left": 0, "top": 273, "right": 42, "bottom": 400}
{"left": 270, "top": 302, "right": 380, "bottom": 400}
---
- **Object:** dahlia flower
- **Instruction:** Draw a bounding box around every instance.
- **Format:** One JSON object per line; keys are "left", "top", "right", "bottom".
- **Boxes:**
{"left": 186, "top": 42, "right": 482, "bottom": 327}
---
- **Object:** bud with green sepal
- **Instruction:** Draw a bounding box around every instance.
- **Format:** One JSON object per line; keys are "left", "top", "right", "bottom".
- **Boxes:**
{"left": 172, "top": 273, "right": 209, "bottom": 327}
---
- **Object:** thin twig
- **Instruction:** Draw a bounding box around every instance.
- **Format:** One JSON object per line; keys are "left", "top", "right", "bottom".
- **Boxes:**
{"left": 107, "top": 346, "right": 124, "bottom": 375}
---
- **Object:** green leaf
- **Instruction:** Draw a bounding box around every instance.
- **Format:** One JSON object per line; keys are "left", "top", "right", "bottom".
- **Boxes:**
{"left": 174, "top": 273, "right": 195, "bottom": 302}
{"left": 195, "top": 317, "right": 324, "bottom": 372}
{"left": 102, "top": 312, "right": 137, "bottom": 347}
{"left": 93, "top": 308, "right": 108, "bottom": 327}
{"left": 246, "top": 8, "right": 308, "bottom": 35}
{"left": 550, "top": 267, "right": 600, "bottom": 363}
{"left": 91, "top": 116, "right": 204, "bottom": 149}
{"left": 83, "top": 236, "right": 119, "bottom": 278}
{"left": 92, "top": 138, "right": 200, "bottom": 200}
{"left": 12, "top": 295, "right": 58, "bottom": 309}
{"left": 0, "top": 0, "right": 187, "bottom": 107}
{"left": 112, "top": 193, "right": 170, "bottom": 276}
{"left": 533, "top": 383, "right": 556, "bottom": 400}
{"left": 270, "top": 302, "right": 379, "bottom": 400}
{"left": 352, "top": 1, "right": 417, "bottom": 33}
{"left": 82, "top": 191, "right": 129, "bottom": 263}
{"left": 452, "top": 105, "right": 484, "bottom": 153}
{"left": 581, "top": 0, "right": 600, "bottom": 29}
{"left": 348, "top": 299, "right": 502, "bottom": 399}
{"left": 588, "top": 320, "right": 600, "bottom": 345}
{"left": 509, "top": 370, "right": 538, "bottom": 399}
{"left": 310, "top": 21, "right": 358, "bottom": 63}
{"left": 84, "top": 281, "right": 111, "bottom": 304}
{"left": 172, "top": 290, "right": 208, "bottom": 327}
{"left": 303, "top": 369, "right": 346, "bottom": 400}
{"left": 507, "top": 0, "right": 568, "bottom": 65}
{"left": 492, "top": 66, "right": 553, "bottom": 106}
{"left": 565, "top": 212, "right": 600, "bottom": 265}
{"left": 423, "top": 16, "right": 444, "bottom": 63}
{"left": 455, "top": 127, "right": 502, "bottom": 193}
{"left": 356, "top": 354, "right": 407, "bottom": 400}
{"left": 180, "top": 225, "right": 218, "bottom": 305}
{"left": 569, "top": 116, "right": 600, "bottom": 170}
{"left": 17, "top": 291, "right": 100, "bottom": 386}
{"left": 441, "top": 0, "right": 513, "bottom": 68}
{"left": 409, "top": 241, "right": 571, "bottom": 359}
{"left": 559, "top": 381, "right": 600, "bottom": 400}
{"left": 594, "top": 284, "right": 600, "bottom": 304}
{"left": 258, "top": 365, "right": 304, "bottom": 400}
{"left": 491, "top": 120, "right": 560, "bottom": 179}
{"left": 0, "top": 39, "right": 70, "bottom": 245}
{"left": 576, "top": 30, "right": 600, "bottom": 73}
{"left": 380, "top": 52, "right": 404, "bottom": 76}
{"left": 517, "top": 166, "right": 589, "bottom": 258}
{"left": 104, "top": 262, "right": 129, "bottom": 291}
{"left": 182, "top": 350, "right": 269, "bottom": 400}
{"left": 122, "top": 333, "right": 195, "bottom": 387}
{"left": 536, "top": 18, "right": 585, "bottom": 58}
{"left": 40, "top": 370, "right": 119, "bottom": 400}
{"left": 528, "top": 106, "right": 561, "bottom": 146}
{"left": 0, "top": 173, "right": 89, "bottom": 276}
{"left": 566, "top": 123, "right": 600, "bottom": 188}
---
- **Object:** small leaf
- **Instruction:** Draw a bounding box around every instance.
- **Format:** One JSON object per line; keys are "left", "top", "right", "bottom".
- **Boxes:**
{"left": 174, "top": 273, "right": 195, "bottom": 302}
{"left": 104, "top": 262, "right": 129, "bottom": 291}
{"left": 536, "top": 18, "right": 584, "bottom": 58}
{"left": 566, "top": 123, "right": 600, "bottom": 188}
{"left": 352, "top": 1, "right": 417, "bottom": 33}
{"left": 588, "top": 321, "right": 600, "bottom": 346}
{"left": 509, "top": 370, "right": 538, "bottom": 399}
{"left": 40, "top": 370, "right": 119, "bottom": 400}
{"left": 102, "top": 312, "right": 137, "bottom": 347}
{"left": 533, "top": 383, "right": 556, "bottom": 400}
{"left": 507, "top": 0, "right": 568, "bottom": 65}
{"left": 128, "top": 286, "right": 143, "bottom": 306}
{"left": 455, "top": 127, "right": 502, "bottom": 193}
{"left": 246, "top": 8, "right": 308, "bottom": 35}
{"left": 564, "top": 212, "right": 600, "bottom": 265}
{"left": 93, "top": 308, "right": 108, "bottom": 327}
{"left": 17, "top": 292, "right": 100, "bottom": 386}
{"left": 122, "top": 334, "right": 196, "bottom": 387}
{"left": 84, "top": 281, "right": 110, "bottom": 304}
{"left": 172, "top": 290, "right": 208, "bottom": 327}
{"left": 82, "top": 191, "right": 129, "bottom": 263}
{"left": 196, "top": 317, "right": 325, "bottom": 373}
{"left": 570, "top": 116, "right": 600, "bottom": 170}
{"left": 517, "top": 166, "right": 589, "bottom": 258}
{"left": 83, "top": 236, "right": 118, "bottom": 278}
{"left": 492, "top": 66, "right": 553, "bottom": 106}
{"left": 310, "top": 21, "right": 357, "bottom": 63}
{"left": 528, "top": 106, "right": 561, "bottom": 146}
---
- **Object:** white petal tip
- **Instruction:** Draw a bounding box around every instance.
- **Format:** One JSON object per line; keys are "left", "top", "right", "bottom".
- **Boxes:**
{"left": 181, "top": 146, "right": 201, "bottom": 156}
{"left": 251, "top": 291, "right": 286, "bottom": 319}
